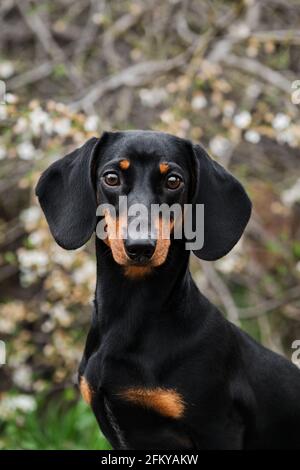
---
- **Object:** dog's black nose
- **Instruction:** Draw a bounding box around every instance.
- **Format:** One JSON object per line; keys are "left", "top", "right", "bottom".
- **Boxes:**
{"left": 125, "top": 239, "right": 156, "bottom": 263}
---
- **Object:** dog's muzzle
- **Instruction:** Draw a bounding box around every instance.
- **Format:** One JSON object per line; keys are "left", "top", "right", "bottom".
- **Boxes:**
{"left": 124, "top": 238, "right": 156, "bottom": 265}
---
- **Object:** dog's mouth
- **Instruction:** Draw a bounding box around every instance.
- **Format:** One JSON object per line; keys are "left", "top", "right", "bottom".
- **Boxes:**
{"left": 128, "top": 257, "right": 152, "bottom": 267}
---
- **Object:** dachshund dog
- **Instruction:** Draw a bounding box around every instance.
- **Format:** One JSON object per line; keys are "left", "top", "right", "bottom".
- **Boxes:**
{"left": 36, "top": 130, "right": 300, "bottom": 449}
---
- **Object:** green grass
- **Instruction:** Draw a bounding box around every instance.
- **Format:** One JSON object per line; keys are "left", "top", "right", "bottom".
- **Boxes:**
{"left": 0, "top": 391, "right": 111, "bottom": 450}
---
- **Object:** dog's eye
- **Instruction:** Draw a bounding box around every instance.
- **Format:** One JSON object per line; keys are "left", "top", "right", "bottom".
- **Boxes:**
{"left": 166, "top": 174, "right": 182, "bottom": 190}
{"left": 103, "top": 172, "right": 120, "bottom": 187}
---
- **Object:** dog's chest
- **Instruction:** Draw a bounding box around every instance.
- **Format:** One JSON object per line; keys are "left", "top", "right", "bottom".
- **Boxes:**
{"left": 84, "top": 333, "right": 196, "bottom": 449}
{"left": 98, "top": 321, "right": 187, "bottom": 389}
{"left": 83, "top": 320, "right": 241, "bottom": 449}
{"left": 86, "top": 320, "right": 195, "bottom": 402}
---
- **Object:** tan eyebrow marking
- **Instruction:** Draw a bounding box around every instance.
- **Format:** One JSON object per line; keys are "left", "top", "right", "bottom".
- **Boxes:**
{"left": 118, "top": 387, "right": 185, "bottom": 419}
{"left": 159, "top": 162, "right": 169, "bottom": 174}
{"left": 119, "top": 159, "right": 130, "bottom": 170}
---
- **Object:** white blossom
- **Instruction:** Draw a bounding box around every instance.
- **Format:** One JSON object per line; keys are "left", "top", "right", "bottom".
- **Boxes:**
{"left": 12, "top": 366, "right": 32, "bottom": 390}
{"left": 18, "top": 245, "right": 48, "bottom": 283}
{"left": 84, "top": 115, "right": 100, "bottom": 132}
{"left": 0, "top": 61, "right": 14, "bottom": 78}
{"left": 41, "top": 319, "right": 55, "bottom": 333}
{"left": 28, "top": 230, "right": 45, "bottom": 247}
{"left": 191, "top": 95, "right": 207, "bottom": 110}
{"left": 160, "top": 110, "right": 174, "bottom": 124}
{"left": 179, "top": 118, "right": 190, "bottom": 130}
{"left": 92, "top": 12, "right": 105, "bottom": 25}
{"left": 14, "top": 117, "right": 28, "bottom": 134}
{"left": 233, "top": 110, "right": 252, "bottom": 129}
{"left": 44, "top": 118, "right": 54, "bottom": 135}
{"left": 51, "top": 303, "right": 72, "bottom": 327}
{"left": 0, "top": 104, "right": 7, "bottom": 120}
{"left": 0, "top": 395, "right": 36, "bottom": 419}
{"left": 223, "top": 101, "right": 236, "bottom": 118}
{"left": 272, "top": 113, "right": 291, "bottom": 131}
{"left": 5, "top": 93, "right": 18, "bottom": 104}
{"left": 281, "top": 178, "right": 300, "bottom": 207}
{"left": 139, "top": 88, "right": 168, "bottom": 107}
{"left": 29, "top": 107, "right": 50, "bottom": 135}
{"left": 229, "top": 22, "right": 250, "bottom": 39}
{"left": 53, "top": 118, "right": 71, "bottom": 136}
{"left": 0, "top": 145, "right": 6, "bottom": 160}
{"left": 72, "top": 260, "right": 96, "bottom": 284}
{"left": 0, "top": 318, "right": 15, "bottom": 334}
{"left": 20, "top": 271, "right": 37, "bottom": 287}
{"left": 216, "top": 240, "right": 243, "bottom": 273}
{"left": 209, "top": 135, "right": 233, "bottom": 159}
{"left": 20, "top": 206, "right": 41, "bottom": 229}
{"left": 17, "top": 248, "right": 49, "bottom": 272}
{"left": 244, "top": 129, "right": 261, "bottom": 144}
{"left": 52, "top": 247, "right": 76, "bottom": 268}
{"left": 246, "top": 83, "right": 262, "bottom": 100}
{"left": 277, "top": 129, "right": 296, "bottom": 146}
{"left": 17, "top": 141, "right": 35, "bottom": 160}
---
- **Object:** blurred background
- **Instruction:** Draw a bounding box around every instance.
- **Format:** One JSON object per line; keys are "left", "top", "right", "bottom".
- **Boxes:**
{"left": 0, "top": 0, "right": 300, "bottom": 450}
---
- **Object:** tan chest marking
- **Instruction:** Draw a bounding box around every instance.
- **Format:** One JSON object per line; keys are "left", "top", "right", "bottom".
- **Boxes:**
{"left": 79, "top": 376, "right": 94, "bottom": 405}
{"left": 118, "top": 387, "right": 185, "bottom": 419}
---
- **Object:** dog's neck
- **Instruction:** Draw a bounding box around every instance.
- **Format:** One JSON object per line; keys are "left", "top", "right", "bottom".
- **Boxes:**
{"left": 94, "top": 238, "right": 194, "bottom": 330}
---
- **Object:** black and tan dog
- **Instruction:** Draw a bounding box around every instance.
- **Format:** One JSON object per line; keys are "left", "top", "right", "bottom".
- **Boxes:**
{"left": 36, "top": 130, "right": 300, "bottom": 449}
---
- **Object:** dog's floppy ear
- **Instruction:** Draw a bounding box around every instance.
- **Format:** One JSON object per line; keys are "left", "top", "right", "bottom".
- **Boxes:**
{"left": 191, "top": 143, "right": 251, "bottom": 261}
{"left": 36, "top": 136, "right": 103, "bottom": 250}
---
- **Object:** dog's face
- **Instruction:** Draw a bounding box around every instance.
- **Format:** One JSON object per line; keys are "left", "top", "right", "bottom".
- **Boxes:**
{"left": 36, "top": 130, "right": 251, "bottom": 279}
{"left": 95, "top": 132, "right": 192, "bottom": 276}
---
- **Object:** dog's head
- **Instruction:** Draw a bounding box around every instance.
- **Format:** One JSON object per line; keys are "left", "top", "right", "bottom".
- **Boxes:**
{"left": 36, "top": 131, "right": 251, "bottom": 278}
